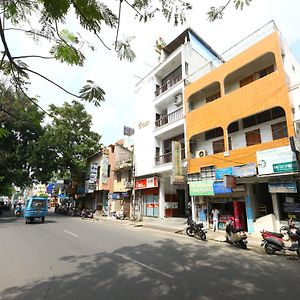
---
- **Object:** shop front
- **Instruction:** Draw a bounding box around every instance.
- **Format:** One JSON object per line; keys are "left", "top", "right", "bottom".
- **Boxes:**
{"left": 189, "top": 180, "right": 248, "bottom": 231}
{"left": 135, "top": 177, "right": 159, "bottom": 218}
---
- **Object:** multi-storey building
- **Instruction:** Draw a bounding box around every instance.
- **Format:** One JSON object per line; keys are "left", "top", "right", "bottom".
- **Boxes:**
{"left": 110, "top": 141, "right": 134, "bottom": 218}
{"left": 185, "top": 22, "right": 300, "bottom": 232}
{"left": 134, "top": 28, "right": 222, "bottom": 219}
{"left": 84, "top": 147, "right": 114, "bottom": 212}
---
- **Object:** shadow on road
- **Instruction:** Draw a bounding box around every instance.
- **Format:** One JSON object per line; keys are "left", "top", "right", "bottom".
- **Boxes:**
{"left": 1, "top": 236, "right": 299, "bottom": 300}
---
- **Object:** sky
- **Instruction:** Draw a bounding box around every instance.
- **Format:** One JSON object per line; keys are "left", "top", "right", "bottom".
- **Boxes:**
{"left": 3, "top": 0, "right": 300, "bottom": 146}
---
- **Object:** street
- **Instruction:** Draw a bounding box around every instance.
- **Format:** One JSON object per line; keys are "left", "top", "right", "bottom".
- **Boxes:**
{"left": 1, "top": 211, "right": 299, "bottom": 300}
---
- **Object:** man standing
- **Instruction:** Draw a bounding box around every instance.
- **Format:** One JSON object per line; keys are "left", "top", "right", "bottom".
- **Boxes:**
{"left": 212, "top": 208, "right": 220, "bottom": 232}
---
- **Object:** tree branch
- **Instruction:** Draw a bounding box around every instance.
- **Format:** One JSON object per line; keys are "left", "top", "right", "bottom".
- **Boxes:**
{"left": 12, "top": 55, "right": 54, "bottom": 60}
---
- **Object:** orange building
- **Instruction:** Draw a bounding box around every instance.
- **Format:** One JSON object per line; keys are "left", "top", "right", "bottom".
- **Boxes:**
{"left": 185, "top": 22, "right": 300, "bottom": 233}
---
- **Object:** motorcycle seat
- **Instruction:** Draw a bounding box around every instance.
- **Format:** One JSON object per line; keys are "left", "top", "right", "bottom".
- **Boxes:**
{"left": 268, "top": 231, "right": 284, "bottom": 238}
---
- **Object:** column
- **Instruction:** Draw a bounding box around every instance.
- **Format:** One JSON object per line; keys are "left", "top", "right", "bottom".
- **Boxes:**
{"left": 245, "top": 184, "right": 255, "bottom": 233}
{"left": 159, "top": 179, "right": 165, "bottom": 218}
{"left": 271, "top": 193, "right": 280, "bottom": 232}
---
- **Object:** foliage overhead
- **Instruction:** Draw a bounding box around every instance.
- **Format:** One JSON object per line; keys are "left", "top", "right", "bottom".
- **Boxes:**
{"left": 0, "top": 0, "right": 193, "bottom": 108}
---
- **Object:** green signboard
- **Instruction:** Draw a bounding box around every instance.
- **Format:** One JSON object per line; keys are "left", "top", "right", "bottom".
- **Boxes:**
{"left": 273, "top": 161, "right": 298, "bottom": 173}
{"left": 189, "top": 181, "right": 214, "bottom": 196}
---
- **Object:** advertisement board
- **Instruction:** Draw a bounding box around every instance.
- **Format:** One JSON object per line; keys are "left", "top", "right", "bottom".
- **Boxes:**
{"left": 256, "top": 146, "right": 298, "bottom": 175}
{"left": 135, "top": 177, "right": 158, "bottom": 189}
{"left": 189, "top": 181, "right": 214, "bottom": 196}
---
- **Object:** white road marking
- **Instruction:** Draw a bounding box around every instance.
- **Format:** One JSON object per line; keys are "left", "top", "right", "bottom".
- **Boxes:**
{"left": 63, "top": 230, "right": 79, "bottom": 238}
{"left": 116, "top": 253, "right": 174, "bottom": 279}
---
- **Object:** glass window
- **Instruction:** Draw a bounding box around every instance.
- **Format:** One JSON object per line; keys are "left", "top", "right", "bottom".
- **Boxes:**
{"left": 272, "top": 122, "right": 288, "bottom": 140}
{"left": 245, "top": 129, "right": 261, "bottom": 146}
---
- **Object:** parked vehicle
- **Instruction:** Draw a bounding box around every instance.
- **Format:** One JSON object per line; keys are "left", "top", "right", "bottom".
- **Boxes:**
{"left": 24, "top": 196, "right": 48, "bottom": 224}
{"left": 225, "top": 220, "right": 248, "bottom": 249}
{"left": 81, "top": 208, "right": 94, "bottom": 219}
{"left": 186, "top": 217, "right": 207, "bottom": 240}
{"left": 261, "top": 220, "right": 300, "bottom": 258}
{"left": 115, "top": 210, "right": 125, "bottom": 220}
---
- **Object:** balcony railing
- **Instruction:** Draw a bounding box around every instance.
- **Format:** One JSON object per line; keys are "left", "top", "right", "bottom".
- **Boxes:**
{"left": 155, "top": 107, "right": 183, "bottom": 128}
{"left": 155, "top": 148, "right": 185, "bottom": 166}
{"left": 155, "top": 75, "right": 182, "bottom": 97}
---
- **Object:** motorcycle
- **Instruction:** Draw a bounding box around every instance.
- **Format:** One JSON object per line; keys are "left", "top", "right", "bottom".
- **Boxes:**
{"left": 261, "top": 220, "right": 300, "bottom": 258}
{"left": 225, "top": 220, "right": 248, "bottom": 249}
{"left": 81, "top": 209, "right": 94, "bottom": 219}
{"left": 14, "top": 205, "right": 22, "bottom": 217}
{"left": 186, "top": 217, "right": 207, "bottom": 241}
{"left": 115, "top": 210, "right": 125, "bottom": 220}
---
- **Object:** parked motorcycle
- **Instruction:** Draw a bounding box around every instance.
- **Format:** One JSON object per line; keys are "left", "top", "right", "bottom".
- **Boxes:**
{"left": 14, "top": 205, "right": 22, "bottom": 217}
{"left": 261, "top": 220, "right": 300, "bottom": 258}
{"left": 186, "top": 217, "right": 207, "bottom": 240}
{"left": 225, "top": 220, "right": 248, "bottom": 249}
{"left": 115, "top": 210, "right": 125, "bottom": 220}
{"left": 81, "top": 208, "right": 94, "bottom": 219}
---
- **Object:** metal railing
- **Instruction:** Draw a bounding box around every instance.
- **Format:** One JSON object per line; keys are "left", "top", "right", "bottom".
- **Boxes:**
{"left": 155, "top": 148, "right": 185, "bottom": 166}
{"left": 155, "top": 75, "right": 182, "bottom": 97}
{"left": 155, "top": 107, "right": 183, "bottom": 128}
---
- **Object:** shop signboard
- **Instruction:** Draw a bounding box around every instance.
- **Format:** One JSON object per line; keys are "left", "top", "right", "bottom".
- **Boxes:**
{"left": 135, "top": 177, "right": 158, "bottom": 189}
{"left": 189, "top": 181, "right": 214, "bottom": 196}
{"left": 101, "top": 155, "right": 109, "bottom": 184}
{"left": 215, "top": 167, "right": 233, "bottom": 180}
{"left": 283, "top": 203, "right": 300, "bottom": 213}
{"left": 268, "top": 181, "right": 297, "bottom": 193}
{"left": 213, "top": 182, "right": 232, "bottom": 194}
{"left": 233, "top": 163, "right": 257, "bottom": 178}
{"left": 256, "top": 146, "right": 298, "bottom": 175}
{"left": 89, "top": 163, "right": 98, "bottom": 183}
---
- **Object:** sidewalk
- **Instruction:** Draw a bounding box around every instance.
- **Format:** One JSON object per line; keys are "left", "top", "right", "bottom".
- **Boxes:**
{"left": 94, "top": 215, "right": 263, "bottom": 251}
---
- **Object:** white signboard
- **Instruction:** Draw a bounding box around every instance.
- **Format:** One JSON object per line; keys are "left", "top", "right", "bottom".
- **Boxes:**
{"left": 256, "top": 146, "right": 298, "bottom": 175}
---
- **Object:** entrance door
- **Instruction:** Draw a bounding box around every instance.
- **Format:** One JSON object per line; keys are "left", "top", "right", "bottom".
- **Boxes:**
{"left": 143, "top": 194, "right": 159, "bottom": 217}
{"left": 177, "top": 189, "right": 186, "bottom": 217}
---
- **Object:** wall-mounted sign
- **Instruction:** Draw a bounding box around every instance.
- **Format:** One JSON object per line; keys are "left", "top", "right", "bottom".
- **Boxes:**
{"left": 233, "top": 163, "right": 257, "bottom": 178}
{"left": 268, "top": 181, "right": 297, "bottom": 193}
{"left": 135, "top": 177, "right": 158, "bottom": 189}
{"left": 257, "top": 146, "right": 298, "bottom": 175}
{"left": 213, "top": 182, "right": 232, "bottom": 194}
{"left": 189, "top": 181, "right": 214, "bottom": 196}
{"left": 216, "top": 167, "right": 233, "bottom": 180}
{"left": 138, "top": 120, "right": 150, "bottom": 129}
{"left": 165, "top": 202, "right": 178, "bottom": 209}
{"left": 89, "top": 163, "right": 98, "bottom": 183}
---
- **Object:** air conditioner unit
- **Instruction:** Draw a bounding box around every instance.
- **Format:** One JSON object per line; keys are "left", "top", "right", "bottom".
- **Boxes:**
{"left": 196, "top": 150, "right": 207, "bottom": 158}
{"left": 174, "top": 94, "right": 183, "bottom": 106}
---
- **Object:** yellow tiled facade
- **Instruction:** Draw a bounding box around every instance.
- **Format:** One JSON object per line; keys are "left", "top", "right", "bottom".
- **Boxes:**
{"left": 185, "top": 32, "right": 294, "bottom": 173}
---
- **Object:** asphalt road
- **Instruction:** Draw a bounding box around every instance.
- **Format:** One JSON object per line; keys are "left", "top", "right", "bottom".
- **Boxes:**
{"left": 1, "top": 210, "right": 299, "bottom": 300}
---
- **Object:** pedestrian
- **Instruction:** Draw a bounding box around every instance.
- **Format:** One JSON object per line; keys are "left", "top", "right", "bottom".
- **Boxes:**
{"left": 211, "top": 208, "right": 220, "bottom": 232}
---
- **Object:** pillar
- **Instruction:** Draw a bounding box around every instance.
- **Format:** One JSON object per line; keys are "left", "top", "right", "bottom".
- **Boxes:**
{"left": 245, "top": 184, "right": 255, "bottom": 233}
{"left": 271, "top": 193, "right": 280, "bottom": 232}
{"left": 159, "top": 179, "right": 165, "bottom": 218}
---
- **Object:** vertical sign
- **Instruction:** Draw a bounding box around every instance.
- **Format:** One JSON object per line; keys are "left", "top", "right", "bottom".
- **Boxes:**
{"left": 171, "top": 141, "right": 184, "bottom": 184}
{"left": 101, "top": 154, "right": 109, "bottom": 184}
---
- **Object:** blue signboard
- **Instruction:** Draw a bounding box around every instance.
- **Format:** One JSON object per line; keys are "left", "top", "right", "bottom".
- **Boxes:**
{"left": 268, "top": 181, "right": 297, "bottom": 193}
{"left": 213, "top": 182, "right": 232, "bottom": 194}
{"left": 233, "top": 163, "right": 257, "bottom": 178}
{"left": 215, "top": 167, "right": 233, "bottom": 180}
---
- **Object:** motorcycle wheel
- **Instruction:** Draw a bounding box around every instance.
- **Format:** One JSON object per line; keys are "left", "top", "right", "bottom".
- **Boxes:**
{"left": 239, "top": 240, "right": 247, "bottom": 250}
{"left": 195, "top": 230, "right": 206, "bottom": 241}
{"left": 186, "top": 227, "right": 195, "bottom": 237}
{"left": 265, "top": 243, "right": 276, "bottom": 255}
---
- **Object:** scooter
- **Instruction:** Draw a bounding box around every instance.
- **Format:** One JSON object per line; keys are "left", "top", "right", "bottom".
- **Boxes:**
{"left": 261, "top": 221, "right": 300, "bottom": 258}
{"left": 225, "top": 220, "right": 248, "bottom": 249}
{"left": 81, "top": 209, "right": 94, "bottom": 219}
{"left": 14, "top": 205, "right": 22, "bottom": 217}
{"left": 115, "top": 210, "right": 125, "bottom": 220}
{"left": 186, "top": 217, "right": 207, "bottom": 240}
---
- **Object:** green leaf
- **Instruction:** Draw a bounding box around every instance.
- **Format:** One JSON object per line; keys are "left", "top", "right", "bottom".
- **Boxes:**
{"left": 79, "top": 80, "right": 105, "bottom": 107}
{"left": 50, "top": 44, "right": 85, "bottom": 66}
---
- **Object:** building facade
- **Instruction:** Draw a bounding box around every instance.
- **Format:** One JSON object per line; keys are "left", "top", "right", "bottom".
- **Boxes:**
{"left": 134, "top": 28, "right": 223, "bottom": 219}
{"left": 185, "top": 22, "right": 300, "bottom": 233}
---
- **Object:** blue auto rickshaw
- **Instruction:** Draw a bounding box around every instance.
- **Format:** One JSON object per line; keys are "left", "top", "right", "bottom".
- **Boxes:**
{"left": 24, "top": 196, "right": 48, "bottom": 224}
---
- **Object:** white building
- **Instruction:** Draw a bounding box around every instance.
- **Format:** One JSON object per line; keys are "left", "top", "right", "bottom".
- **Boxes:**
{"left": 133, "top": 28, "right": 223, "bottom": 219}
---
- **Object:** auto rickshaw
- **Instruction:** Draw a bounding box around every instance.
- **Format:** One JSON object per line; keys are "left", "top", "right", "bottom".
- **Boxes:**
{"left": 24, "top": 196, "right": 48, "bottom": 224}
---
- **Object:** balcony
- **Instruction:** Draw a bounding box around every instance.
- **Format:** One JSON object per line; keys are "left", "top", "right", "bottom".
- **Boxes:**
{"left": 155, "top": 148, "right": 185, "bottom": 166}
{"left": 155, "top": 74, "right": 182, "bottom": 97}
{"left": 155, "top": 107, "right": 183, "bottom": 128}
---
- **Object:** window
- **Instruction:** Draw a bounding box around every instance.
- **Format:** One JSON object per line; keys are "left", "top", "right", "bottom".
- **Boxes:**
{"left": 240, "top": 74, "right": 254, "bottom": 87}
{"left": 213, "top": 139, "right": 225, "bottom": 154}
{"left": 255, "top": 65, "right": 274, "bottom": 79}
{"left": 200, "top": 166, "right": 215, "bottom": 181}
{"left": 206, "top": 91, "right": 221, "bottom": 103}
{"left": 205, "top": 127, "right": 223, "bottom": 140}
{"left": 228, "top": 121, "right": 239, "bottom": 133}
{"left": 117, "top": 172, "right": 121, "bottom": 182}
{"left": 246, "top": 129, "right": 261, "bottom": 146}
{"left": 108, "top": 165, "right": 111, "bottom": 177}
{"left": 272, "top": 122, "right": 288, "bottom": 140}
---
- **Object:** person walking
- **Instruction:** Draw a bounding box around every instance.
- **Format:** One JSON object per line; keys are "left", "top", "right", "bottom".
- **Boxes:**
{"left": 212, "top": 208, "right": 220, "bottom": 232}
